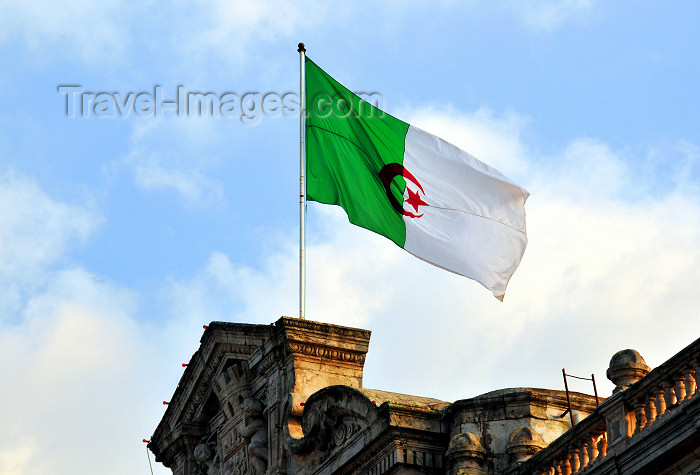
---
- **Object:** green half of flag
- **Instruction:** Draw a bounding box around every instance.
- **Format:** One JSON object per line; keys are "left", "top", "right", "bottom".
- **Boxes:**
{"left": 305, "top": 57, "right": 409, "bottom": 247}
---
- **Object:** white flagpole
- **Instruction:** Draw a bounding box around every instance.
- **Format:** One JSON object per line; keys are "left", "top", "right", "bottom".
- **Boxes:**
{"left": 298, "top": 42, "right": 306, "bottom": 320}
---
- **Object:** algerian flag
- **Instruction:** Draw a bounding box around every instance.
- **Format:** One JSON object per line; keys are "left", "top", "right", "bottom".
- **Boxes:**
{"left": 305, "top": 57, "right": 529, "bottom": 300}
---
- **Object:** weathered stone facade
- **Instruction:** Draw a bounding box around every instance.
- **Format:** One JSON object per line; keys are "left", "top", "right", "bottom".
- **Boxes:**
{"left": 149, "top": 318, "right": 700, "bottom": 474}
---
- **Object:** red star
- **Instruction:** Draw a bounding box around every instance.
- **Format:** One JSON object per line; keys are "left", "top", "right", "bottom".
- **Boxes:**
{"left": 406, "top": 187, "right": 428, "bottom": 213}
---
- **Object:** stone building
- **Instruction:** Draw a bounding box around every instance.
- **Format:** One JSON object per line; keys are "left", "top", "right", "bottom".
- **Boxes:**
{"left": 148, "top": 317, "right": 700, "bottom": 474}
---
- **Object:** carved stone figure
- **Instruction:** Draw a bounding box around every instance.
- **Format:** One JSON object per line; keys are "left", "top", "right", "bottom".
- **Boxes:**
{"left": 240, "top": 397, "right": 268, "bottom": 475}
{"left": 193, "top": 439, "right": 220, "bottom": 475}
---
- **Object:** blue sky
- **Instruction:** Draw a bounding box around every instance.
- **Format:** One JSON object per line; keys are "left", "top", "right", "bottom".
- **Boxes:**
{"left": 2, "top": 1, "right": 700, "bottom": 473}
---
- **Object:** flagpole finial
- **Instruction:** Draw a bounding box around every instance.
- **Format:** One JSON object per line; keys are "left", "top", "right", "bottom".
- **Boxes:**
{"left": 298, "top": 42, "right": 306, "bottom": 53}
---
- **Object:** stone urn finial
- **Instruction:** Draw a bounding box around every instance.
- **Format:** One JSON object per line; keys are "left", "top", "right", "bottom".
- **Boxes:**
{"left": 506, "top": 427, "right": 545, "bottom": 464}
{"left": 446, "top": 432, "right": 488, "bottom": 475}
{"left": 606, "top": 349, "right": 651, "bottom": 393}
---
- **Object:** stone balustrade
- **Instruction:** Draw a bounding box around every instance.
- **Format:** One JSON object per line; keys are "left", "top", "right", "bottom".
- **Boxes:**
{"left": 505, "top": 336, "right": 700, "bottom": 475}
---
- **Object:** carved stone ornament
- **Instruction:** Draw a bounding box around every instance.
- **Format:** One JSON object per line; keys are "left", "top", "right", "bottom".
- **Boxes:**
{"left": 282, "top": 386, "right": 379, "bottom": 472}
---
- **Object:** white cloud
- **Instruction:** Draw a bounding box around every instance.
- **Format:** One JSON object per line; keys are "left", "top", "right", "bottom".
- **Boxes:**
{"left": 0, "top": 437, "right": 37, "bottom": 475}
{"left": 121, "top": 119, "right": 224, "bottom": 206}
{"left": 0, "top": 0, "right": 130, "bottom": 62}
{"left": 0, "top": 0, "right": 596, "bottom": 70}
{"left": 671, "top": 140, "right": 700, "bottom": 194}
{"left": 129, "top": 154, "right": 224, "bottom": 205}
{"left": 0, "top": 172, "right": 175, "bottom": 474}
{"left": 0, "top": 267, "right": 174, "bottom": 475}
{"left": 535, "top": 138, "right": 629, "bottom": 200}
{"left": 184, "top": 0, "right": 330, "bottom": 69}
{"left": 0, "top": 0, "right": 330, "bottom": 68}
{"left": 503, "top": 0, "right": 595, "bottom": 31}
{"left": 165, "top": 211, "right": 404, "bottom": 329}
{"left": 0, "top": 170, "right": 100, "bottom": 319}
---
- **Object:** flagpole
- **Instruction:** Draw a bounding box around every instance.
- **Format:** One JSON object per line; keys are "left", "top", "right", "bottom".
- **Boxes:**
{"left": 298, "top": 42, "right": 306, "bottom": 320}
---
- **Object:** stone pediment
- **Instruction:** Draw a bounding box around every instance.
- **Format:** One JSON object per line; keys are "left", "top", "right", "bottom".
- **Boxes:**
{"left": 149, "top": 323, "right": 274, "bottom": 468}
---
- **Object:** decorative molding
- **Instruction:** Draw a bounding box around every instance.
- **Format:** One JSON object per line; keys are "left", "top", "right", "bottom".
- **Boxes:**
{"left": 286, "top": 343, "right": 366, "bottom": 364}
{"left": 184, "top": 346, "right": 229, "bottom": 423}
{"left": 222, "top": 344, "right": 257, "bottom": 356}
{"left": 280, "top": 317, "right": 371, "bottom": 341}
{"left": 252, "top": 346, "right": 283, "bottom": 377}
